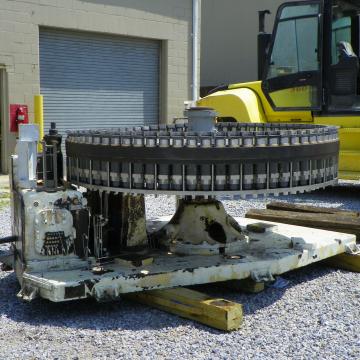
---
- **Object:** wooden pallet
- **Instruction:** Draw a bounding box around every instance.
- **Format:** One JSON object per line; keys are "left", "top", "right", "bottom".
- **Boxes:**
{"left": 246, "top": 201, "right": 360, "bottom": 272}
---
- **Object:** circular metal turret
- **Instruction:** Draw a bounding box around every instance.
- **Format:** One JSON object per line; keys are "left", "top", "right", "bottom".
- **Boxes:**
{"left": 66, "top": 122, "right": 339, "bottom": 197}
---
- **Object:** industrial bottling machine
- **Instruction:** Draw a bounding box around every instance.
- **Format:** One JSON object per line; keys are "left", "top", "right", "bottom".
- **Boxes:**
{"left": 0, "top": 108, "right": 357, "bottom": 302}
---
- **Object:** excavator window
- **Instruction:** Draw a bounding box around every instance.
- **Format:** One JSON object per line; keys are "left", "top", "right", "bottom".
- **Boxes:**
{"left": 262, "top": 2, "right": 322, "bottom": 111}
{"left": 267, "top": 10, "right": 319, "bottom": 79}
{"left": 331, "top": 17, "right": 352, "bottom": 64}
{"left": 328, "top": 1, "right": 360, "bottom": 111}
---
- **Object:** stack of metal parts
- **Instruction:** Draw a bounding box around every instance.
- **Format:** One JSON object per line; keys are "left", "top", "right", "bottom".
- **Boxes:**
{"left": 66, "top": 122, "right": 339, "bottom": 197}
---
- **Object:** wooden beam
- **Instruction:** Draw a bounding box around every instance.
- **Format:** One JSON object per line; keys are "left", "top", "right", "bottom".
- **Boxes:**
{"left": 266, "top": 202, "right": 359, "bottom": 217}
{"left": 124, "top": 287, "right": 243, "bottom": 331}
{"left": 245, "top": 209, "right": 360, "bottom": 240}
{"left": 324, "top": 253, "right": 360, "bottom": 273}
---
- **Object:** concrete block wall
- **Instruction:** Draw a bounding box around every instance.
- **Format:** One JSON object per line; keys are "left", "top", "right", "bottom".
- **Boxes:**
{"left": 0, "top": 0, "right": 196, "bottom": 172}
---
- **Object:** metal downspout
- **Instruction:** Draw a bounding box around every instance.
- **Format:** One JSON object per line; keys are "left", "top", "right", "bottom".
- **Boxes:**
{"left": 192, "top": 0, "right": 201, "bottom": 101}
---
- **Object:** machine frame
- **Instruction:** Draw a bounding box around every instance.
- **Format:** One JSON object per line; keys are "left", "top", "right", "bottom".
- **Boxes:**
{"left": 1, "top": 121, "right": 357, "bottom": 303}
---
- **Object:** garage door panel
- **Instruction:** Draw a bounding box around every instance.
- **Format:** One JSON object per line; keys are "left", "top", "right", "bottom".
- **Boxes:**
{"left": 40, "top": 28, "right": 160, "bottom": 135}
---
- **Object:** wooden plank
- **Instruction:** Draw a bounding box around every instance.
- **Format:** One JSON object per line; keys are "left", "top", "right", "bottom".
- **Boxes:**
{"left": 224, "top": 278, "right": 265, "bottom": 294}
{"left": 124, "top": 287, "right": 243, "bottom": 331}
{"left": 245, "top": 209, "right": 360, "bottom": 240}
{"left": 324, "top": 253, "right": 360, "bottom": 273}
{"left": 266, "top": 202, "right": 359, "bottom": 217}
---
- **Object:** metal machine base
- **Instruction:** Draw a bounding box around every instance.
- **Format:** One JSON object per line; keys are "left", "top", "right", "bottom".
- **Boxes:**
{"left": 15, "top": 218, "right": 356, "bottom": 302}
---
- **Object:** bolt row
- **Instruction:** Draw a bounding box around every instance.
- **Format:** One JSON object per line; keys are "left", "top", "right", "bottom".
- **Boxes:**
{"left": 67, "top": 125, "right": 338, "bottom": 149}
{"left": 67, "top": 157, "right": 338, "bottom": 193}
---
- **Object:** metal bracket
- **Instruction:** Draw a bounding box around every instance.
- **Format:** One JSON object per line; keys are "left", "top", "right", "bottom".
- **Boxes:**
{"left": 251, "top": 270, "right": 275, "bottom": 283}
{"left": 17, "top": 285, "right": 39, "bottom": 302}
{"left": 345, "top": 243, "right": 360, "bottom": 255}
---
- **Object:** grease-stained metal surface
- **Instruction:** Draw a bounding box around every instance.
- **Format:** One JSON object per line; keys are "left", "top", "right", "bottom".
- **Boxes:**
{"left": 13, "top": 189, "right": 87, "bottom": 264}
{"left": 155, "top": 199, "right": 247, "bottom": 255}
{"left": 19, "top": 217, "right": 356, "bottom": 302}
{"left": 124, "top": 194, "right": 148, "bottom": 247}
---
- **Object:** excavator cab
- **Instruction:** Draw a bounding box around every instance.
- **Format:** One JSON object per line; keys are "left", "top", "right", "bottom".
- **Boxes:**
{"left": 198, "top": 0, "right": 360, "bottom": 180}
{"left": 261, "top": 0, "right": 360, "bottom": 113}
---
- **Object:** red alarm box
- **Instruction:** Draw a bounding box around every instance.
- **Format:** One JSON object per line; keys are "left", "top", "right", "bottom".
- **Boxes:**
{"left": 10, "top": 104, "right": 29, "bottom": 133}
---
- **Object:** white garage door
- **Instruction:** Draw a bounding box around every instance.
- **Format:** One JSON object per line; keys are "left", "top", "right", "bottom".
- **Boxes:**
{"left": 39, "top": 28, "right": 160, "bottom": 137}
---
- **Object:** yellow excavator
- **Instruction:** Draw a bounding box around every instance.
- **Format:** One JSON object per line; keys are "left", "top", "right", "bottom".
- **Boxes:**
{"left": 198, "top": 0, "right": 360, "bottom": 180}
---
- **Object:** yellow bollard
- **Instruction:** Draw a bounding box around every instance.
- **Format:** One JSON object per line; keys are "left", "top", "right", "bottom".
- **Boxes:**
{"left": 34, "top": 95, "right": 44, "bottom": 151}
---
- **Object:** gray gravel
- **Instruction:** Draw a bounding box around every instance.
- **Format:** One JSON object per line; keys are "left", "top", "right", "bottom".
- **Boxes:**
{"left": 0, "top": 182, "right": 359, "bottom": 360}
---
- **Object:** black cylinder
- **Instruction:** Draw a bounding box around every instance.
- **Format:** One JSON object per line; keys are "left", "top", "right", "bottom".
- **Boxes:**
{"left": 44, "top": 122, "right": 63, "bottom": 185}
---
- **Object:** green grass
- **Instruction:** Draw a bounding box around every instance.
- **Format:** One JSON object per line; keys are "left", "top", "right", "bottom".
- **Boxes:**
{"left": 0, "top": 192, "right": 9, "bottom": 199}
{"left": 0, "top": 199, "right": 9, "bottom": 210}
{"left": 0, "top": 191, "right": 10, "bottom": 210}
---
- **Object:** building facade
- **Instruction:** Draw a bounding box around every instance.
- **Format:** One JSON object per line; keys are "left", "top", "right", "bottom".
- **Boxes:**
{"left": 201, "top": 0, "right": 286, "bottom": 92}
{"left": 0, "top": 0, "right": 199, "bottom": 173}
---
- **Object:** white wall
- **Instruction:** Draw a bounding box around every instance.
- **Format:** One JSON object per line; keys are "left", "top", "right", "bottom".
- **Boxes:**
{"left": 201, "top": 0, "right": 286, "bottom": 87}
